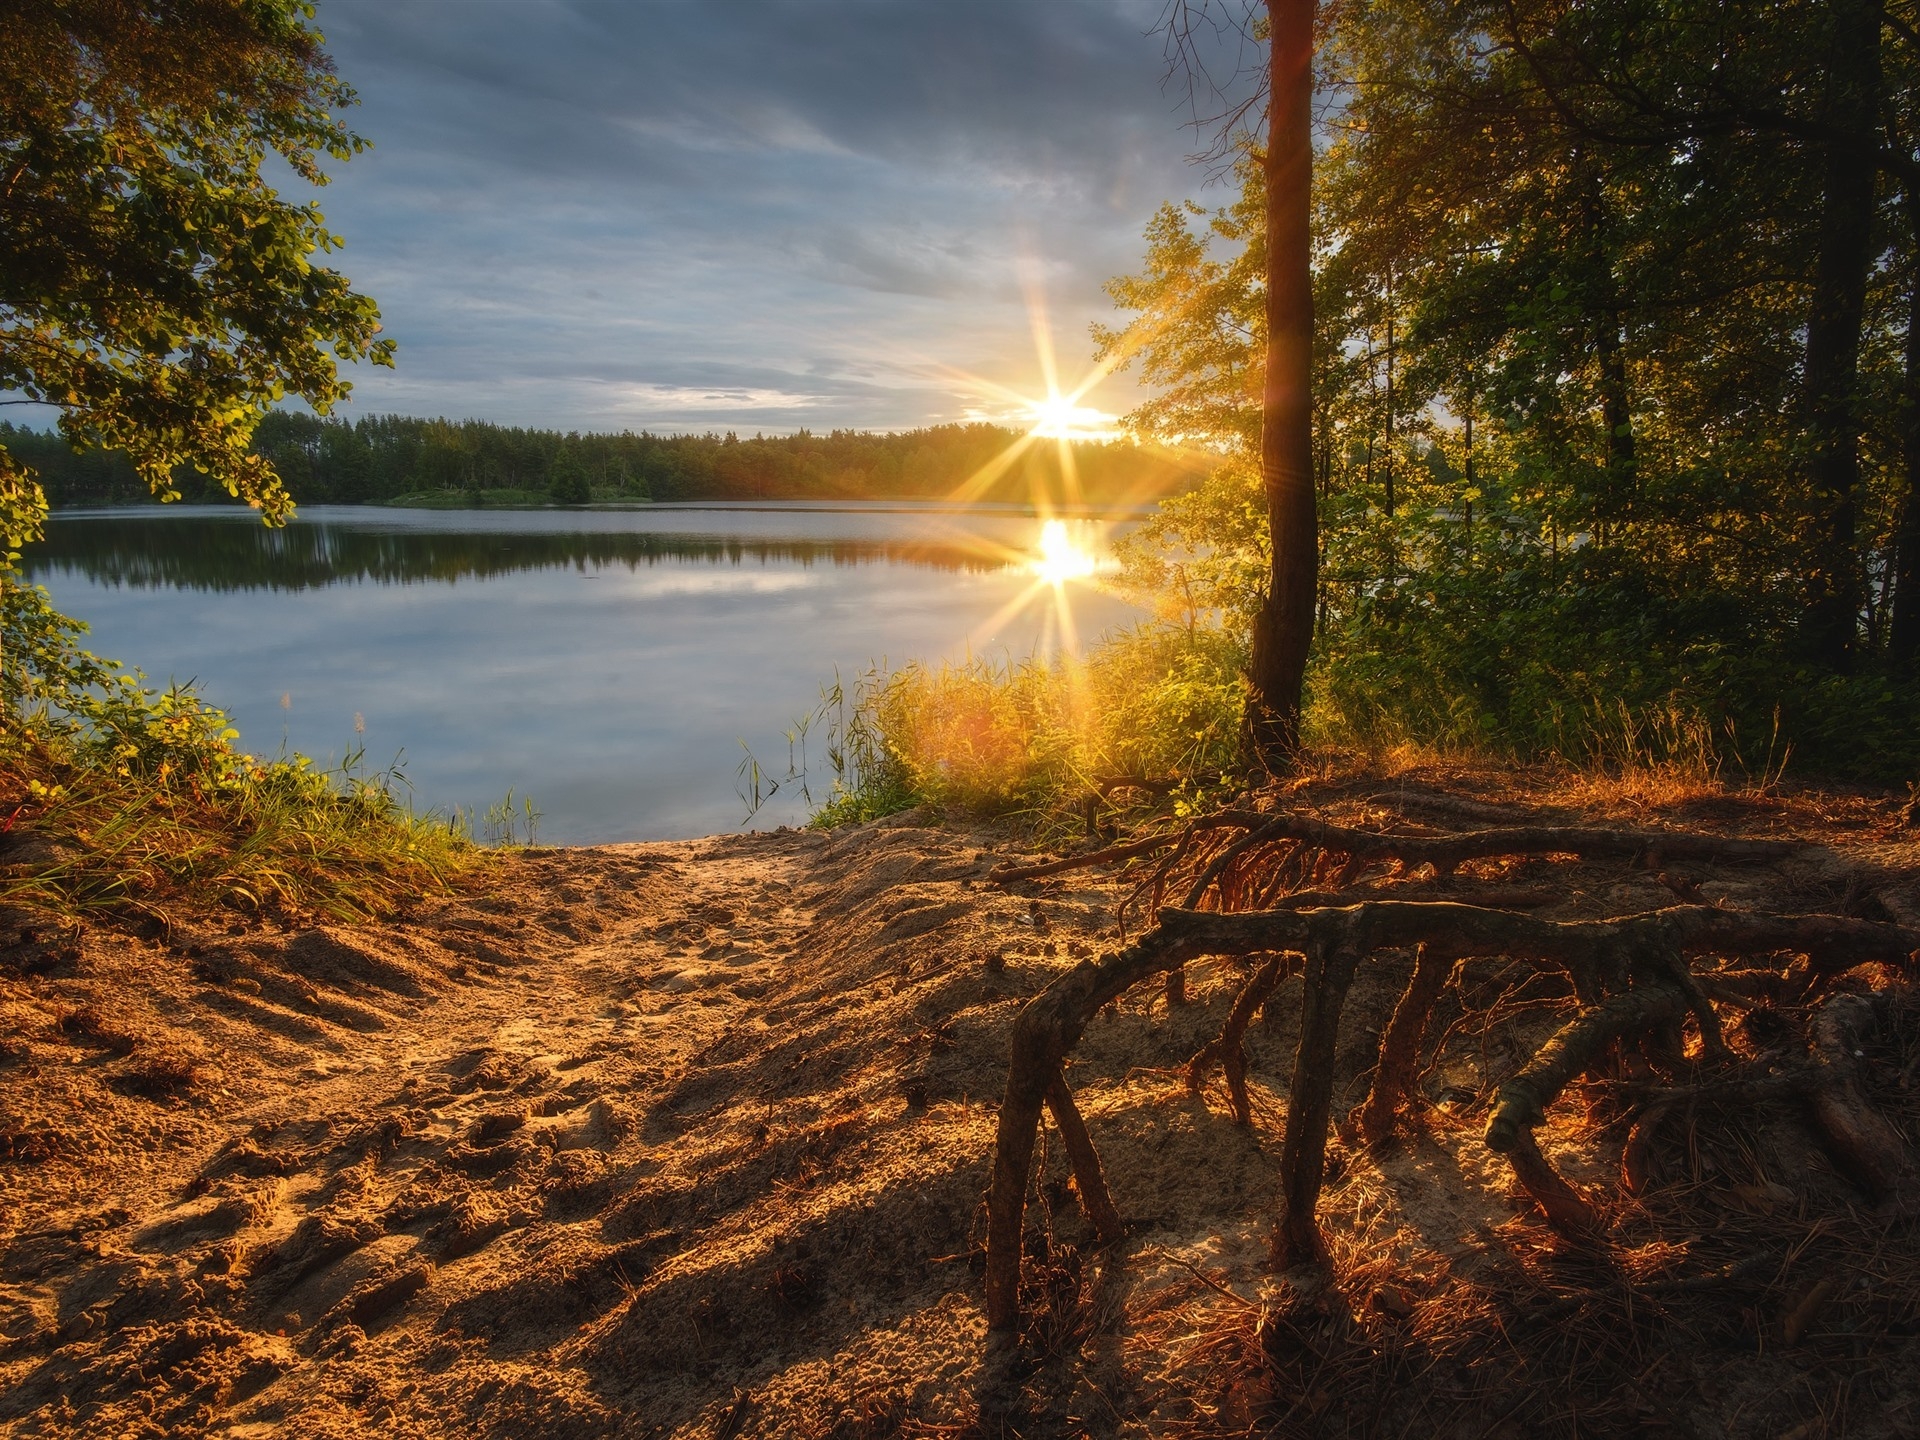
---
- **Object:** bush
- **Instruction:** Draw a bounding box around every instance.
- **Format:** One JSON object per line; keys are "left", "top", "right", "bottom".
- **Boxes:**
{"left": 1305, "top": 532, "right": 1920, "bottom": 784}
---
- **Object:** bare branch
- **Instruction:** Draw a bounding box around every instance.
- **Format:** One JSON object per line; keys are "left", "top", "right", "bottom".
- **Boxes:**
{"left": 1158, "top": 0, "right": 1270, "bottom": 167}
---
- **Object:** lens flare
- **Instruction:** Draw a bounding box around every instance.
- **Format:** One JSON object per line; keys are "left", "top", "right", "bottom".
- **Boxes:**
{"left": 1026, "top": 393, "right": 1121, "bottom": 441}
{"left": 1032, "top": 519, "right": 1097, "bottom": 584}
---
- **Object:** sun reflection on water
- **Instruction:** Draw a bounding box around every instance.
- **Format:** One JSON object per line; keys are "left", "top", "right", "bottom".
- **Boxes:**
{"left": 1031, "top": 518, "right": 1098, "bottom": 584}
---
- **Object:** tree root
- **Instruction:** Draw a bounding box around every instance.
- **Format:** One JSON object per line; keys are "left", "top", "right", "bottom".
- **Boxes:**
{"left": 985, "top": 924, "right": 1200, "bottom": 1334}
{"left": 1044, "top": 1074, "right": 1125, "bottom": 1245}
{"left": 1620, "top": 1097, "right": 1676, "bottom": 1196}
{"left": 1805, "top": 993, "right": 1920, "bottom": 1213}
{"left": 983, "top": 898, "right": 1919, "bottom": 1335}
{"left": 1273, "top": 942, "right": 1363, "bottom": 1267}
{"left": 1189, "top": 809, "right": 1804, "bottom": 872}
{"left": 1185, "top": 952, "right": 1299, "bottom": 1125}
{"left": 1483, "top": 981, "right": 1691, "bottom": 1239}
{"left": 990, "top": 808, "right": 1807, "bottom": 923}
{"left": 990, "top": 807, "right": 1803, "bottom": 891}
{"left": 1612, "top": 1020, "right": 1920, "bottom": 1209}
{"left": 990, "top": 831, "right": 1182, "bottom": 884}
{"left": 1355, "top": 943, "right": 1456, "bottom": 1145}
{"left": 1505, "top": 1128, "right": 1604, "bottom": 1239}
{"left": 1618, "top": 1069, "right": 1821, "bottom": 1195}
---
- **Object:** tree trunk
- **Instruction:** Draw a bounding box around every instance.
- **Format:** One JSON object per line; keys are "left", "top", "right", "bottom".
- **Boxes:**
{"left": 1891, "top": 185, "right": 1920, "bottom": 671}
{"left": 1799, "top": 0, "right": 1884, "bottom": 671}
{"left": 1577, "top": 157, "right": 1636, "bottom": 527}
{"left": 1245, "top": 0, "right": 1319, "bottom": 762}
{"left": 1383, "top": 268, "right": 1396, "bottom": 519}
{"left": 1596, "top": 320, "right": 1635, "bottom": 513}
{"left": 1463, "top": 387, "right": 1474, "bottom": 556}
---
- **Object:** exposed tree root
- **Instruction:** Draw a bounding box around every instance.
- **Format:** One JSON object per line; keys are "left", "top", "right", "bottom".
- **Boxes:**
{"left": 1504, "top": 1127, "right": 1605, "bottom": 1239}
{"left": 1482, "top": 981, "right": 1690, "bottom": 1238}
{"left": 983, "top": 800, "right": 1920, "bottom": 1336}
{"left": 1043, "top": 1074, "right": 1126, "bottom": 1245}
{"left": 1619, "top": 1096, "right": 1677, "bottom": 1196}
{"left": 1617, "top": 1068, "right": 1826, "bottom": 1195}
{"left": 1185, "top": 952, "right": 1298, "bottom": 1126}
{"left": 1354, "top": 943, "right": 1455, "bottom": 1145}
{"left": 1805, "top": 992, "right": 1920, "bottom": 1214}
{"left": 1273, "top": 940, "right": 1363, "bottom": 1267}
{"left": 990, "top": 809, "right": 1801, "bottom": 889}
{"left": 988, "top": 832, "right": 1182, "bottom": 884}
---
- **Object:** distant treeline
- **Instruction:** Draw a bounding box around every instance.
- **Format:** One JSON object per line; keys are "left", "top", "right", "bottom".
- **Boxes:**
{"left": 3, "top": 414, "right": 1206, "bottom": 510}
{"left": 24, "top": 514, "right": 1021, "bottom": 593}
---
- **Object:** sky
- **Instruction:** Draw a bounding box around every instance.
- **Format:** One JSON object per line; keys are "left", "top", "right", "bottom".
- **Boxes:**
{"left": 299, "top": 0, "right": 1258, "bottom": 436}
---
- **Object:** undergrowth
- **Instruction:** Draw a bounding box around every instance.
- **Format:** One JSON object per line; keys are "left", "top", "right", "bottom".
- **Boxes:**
{"left": 0, "top": 575, "right": 474, "bottom": 923}
{"left": 767, "top": 623, "right": 1248, "bottom": 835}
{"left": 792, "top": 611, "right": 1831, "bottom": 837}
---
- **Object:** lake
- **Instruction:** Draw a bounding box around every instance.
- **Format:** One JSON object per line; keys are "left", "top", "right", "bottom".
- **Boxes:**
{"left": 23, "top": 504, "right": 1145, "bottom": 841}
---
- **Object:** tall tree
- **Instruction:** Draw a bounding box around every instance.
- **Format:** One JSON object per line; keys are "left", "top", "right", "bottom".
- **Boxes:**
{"left": 1246, "top": 0, "right": 1321, "bottom": 761}
{"left": 1896, "top": 183, "right": 1920, "bottom": 669}
{"left": 1109, "top": 0, "right": 1920, "bottom": 779}
{"left": 1798, "top": 0, "right": 1886, "bottom": 669}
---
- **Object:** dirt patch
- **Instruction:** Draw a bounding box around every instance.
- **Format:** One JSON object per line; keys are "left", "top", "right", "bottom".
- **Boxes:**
{"left": 0, "top": 767, "right": 1916, "bottom": 1438}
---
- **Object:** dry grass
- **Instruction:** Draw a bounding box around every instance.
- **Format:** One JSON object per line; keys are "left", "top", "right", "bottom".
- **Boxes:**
{"left": 114, "top": 1042, "right": 202, "bottom": 1096}
{"left": 1112, "top": 1001, "right": 1920, "bottom": 1440}
{"left": 54, "top": 1002, "right": 139, "bottom": 1055}
{"left": 0, "top": 731, "right": 476, "bottom": 927}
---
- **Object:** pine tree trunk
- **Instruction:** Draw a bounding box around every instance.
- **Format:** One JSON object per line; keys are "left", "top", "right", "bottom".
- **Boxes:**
{"left": 1245, "top": 0, "right": 1319, "bottom": 762}
{"left": 1597, "top": 321, "right": 1635, "bottom": 508}
{"left": 1891, "top": 185, "right": 1920, "bottom": 671}
{"left": 1577, "top": 158, "right": 1636, "bottom": 524}
{"left": 1799, "top": 0, "right": 1884, "bottom": 671}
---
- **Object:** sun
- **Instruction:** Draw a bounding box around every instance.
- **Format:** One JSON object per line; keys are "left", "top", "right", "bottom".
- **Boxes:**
{"left": 1025, "top": 392, "right": 1122, "bottom": 442}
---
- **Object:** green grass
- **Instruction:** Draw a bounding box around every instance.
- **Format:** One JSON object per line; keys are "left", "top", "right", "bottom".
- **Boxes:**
{"left": 0, "top": 731, "right": 476, "bottom": 923}
{"left": 1, "top": 576, "right": 477, "bottom": 923}
{"left": 790, "top": 623, "right": 1248, "bottom": 834}
{"left": 798, "top": 605, "right": 1846, "bottom": 838}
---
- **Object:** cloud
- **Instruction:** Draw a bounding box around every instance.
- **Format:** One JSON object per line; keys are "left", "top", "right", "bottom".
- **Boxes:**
{"left": 305, "top": 0, "right": 1251, "bottom": 433}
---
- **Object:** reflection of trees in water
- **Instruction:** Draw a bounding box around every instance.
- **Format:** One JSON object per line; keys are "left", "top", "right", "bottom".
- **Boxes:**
{"left": 24, "top": 517, "right": 1015, "bottom": 592}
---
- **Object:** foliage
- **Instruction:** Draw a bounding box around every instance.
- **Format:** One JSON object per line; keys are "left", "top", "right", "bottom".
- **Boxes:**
{"left": 546, "top": 444, "right": 592, "bottom": 506}
{"left": 800, "top": 626, "right": 1247, "bottom": 829}
{"left": 1087, "top": 0, "right": 1920, "bottom": 784}
{"left": 0, "top": 573, "right": 471, "bottom": 919}
{"left": 801, "top": 669, "right": 924, "bottom": 829}
{"left": 480, "top": 788, "right": 541, "bottom": 846}
{"left": 0, "top": 0, "right": 393, "bottom": 544}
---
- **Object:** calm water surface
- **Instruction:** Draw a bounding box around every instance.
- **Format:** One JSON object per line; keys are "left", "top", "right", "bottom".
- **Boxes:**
{"left": 25, "top": 504, "right": 1144, "bottom": 841}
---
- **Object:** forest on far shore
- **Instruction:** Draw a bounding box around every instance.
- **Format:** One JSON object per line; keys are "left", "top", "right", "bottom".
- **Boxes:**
{"left": 1, "top": 414, "right": 1210, "bottom": 511}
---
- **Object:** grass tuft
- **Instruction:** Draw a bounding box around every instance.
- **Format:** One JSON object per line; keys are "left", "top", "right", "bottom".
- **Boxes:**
{"left": 114, "top": 1043, "right": 202, "bottom": 1096}
{"left": 54, "top": 1003, "right": 139, "bottom": 1055}
{"left": 1, "top": 574, "right": 477, "bottom": 925}
{"left": 799, "top": 623, "right": 1247, "bottom": 834}
{"left": 0, "top": 731, "right": 476, "bottom": 925}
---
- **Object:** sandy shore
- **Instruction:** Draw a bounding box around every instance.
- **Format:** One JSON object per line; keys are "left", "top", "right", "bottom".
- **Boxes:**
{"left": 2, "top": 776, "right": 1917, "bottom": 1437}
